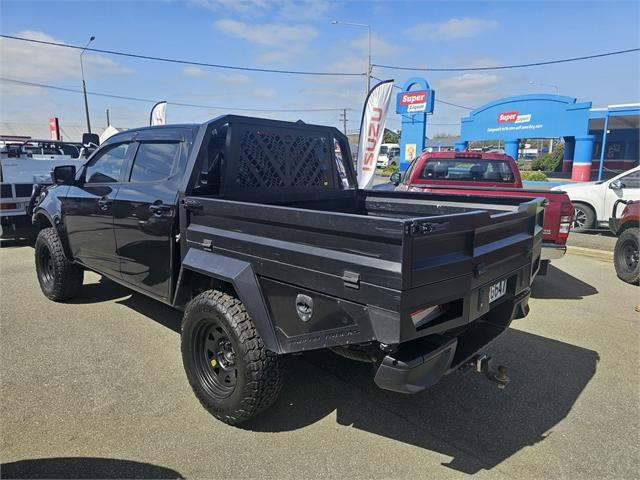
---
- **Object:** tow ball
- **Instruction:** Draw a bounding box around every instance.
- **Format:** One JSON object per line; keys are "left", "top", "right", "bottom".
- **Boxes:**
{"left": 462, "top": 354, "right": 510, "bottom": 389}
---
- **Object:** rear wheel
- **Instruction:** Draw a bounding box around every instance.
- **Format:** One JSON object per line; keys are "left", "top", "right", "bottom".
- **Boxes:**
{"left": 572, "top": 203, "right": 595, "bottom": 232}
{"left": 34, "top": 227, "right": 83, "bottom": 301}
{"left": 614, "top": 228, "right": 639, "bottom": 284}
{"left": 181, "top": 290, "right": 283, "bottom": 425}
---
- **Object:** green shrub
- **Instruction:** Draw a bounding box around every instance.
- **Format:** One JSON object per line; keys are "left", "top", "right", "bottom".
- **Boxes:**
{"left": 531, "top": 144, "right": 564, "bottom": 172}
{"left": 521, "top": 170, "right": 548, "bottom": 181}
{"left": 381, "top": 164, "right": 399, "bottom": 177}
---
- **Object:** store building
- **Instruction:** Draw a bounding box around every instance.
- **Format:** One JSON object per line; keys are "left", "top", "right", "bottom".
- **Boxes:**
{"left": 456, "top": 94, "right": 639, "bottom": 181}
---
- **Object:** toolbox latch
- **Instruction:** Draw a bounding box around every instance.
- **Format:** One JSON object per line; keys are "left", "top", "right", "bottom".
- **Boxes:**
{"left": 342, "top": 271, "right": 360, "bottom": 289}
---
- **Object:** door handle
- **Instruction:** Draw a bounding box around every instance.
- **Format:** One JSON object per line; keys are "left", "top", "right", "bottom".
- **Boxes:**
{"left": 97, "top": 197, "right": 112, "bottom": 210}
{"left": 149, "top": 203, "right": 171, "bottom": 215}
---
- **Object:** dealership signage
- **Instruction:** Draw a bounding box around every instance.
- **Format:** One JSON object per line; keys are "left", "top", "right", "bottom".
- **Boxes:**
{"left": 396, "top": 89, "right": 435, "bottom": 114}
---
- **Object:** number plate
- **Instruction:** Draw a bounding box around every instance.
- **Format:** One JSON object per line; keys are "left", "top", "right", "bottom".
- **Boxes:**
{"left": 489, "top": 279, "right": 507, "bottom": 303}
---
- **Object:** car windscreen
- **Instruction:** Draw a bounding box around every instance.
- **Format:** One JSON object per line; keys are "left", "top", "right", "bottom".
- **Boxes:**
{"left": 418, "top": 158, "right": 516, "bottom": 183}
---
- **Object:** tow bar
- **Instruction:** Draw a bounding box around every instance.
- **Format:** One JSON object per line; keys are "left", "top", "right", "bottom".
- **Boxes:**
{"left": 462, "top": 354, "right": 510, "bottom": 389}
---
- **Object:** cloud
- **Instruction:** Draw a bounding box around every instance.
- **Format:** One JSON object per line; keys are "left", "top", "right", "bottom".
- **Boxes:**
{"left": 252, "top": 87, "right": 278, "bottom": 98}
{"left": 216, "top": 73, "right": 252, "bottom": 84}
{"left": 191, "top": 0, "right": 329, "bottom": 20}
{"left": 407, "top": 18, "right": 498, "bottom": 40}
{"left": 351, "top": 33, "right": 400, "bottom": 59}
{"left": 214, "top": 19, "right": 316, "bottom": 47}
{"left": 433, "top": 73, "right": 504, "bottom": 108}
{"left": 0, "top": 30, "right": 133, "bottom": 87}
{"left": 182, "top": 66, "right": 207, "bottom": 77}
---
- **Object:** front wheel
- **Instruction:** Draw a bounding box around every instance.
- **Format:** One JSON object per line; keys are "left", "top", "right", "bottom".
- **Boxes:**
{"left": 614, "top": 228, "right": 639, "bottom": 284}
{"left": 181, "top": 290, "right": 283, "bottom": 425}
{"left": 35, "top": 227, "right": 83, "bottom": 301}
{"left": 572, "top": 203, "right": 595, "bottom": 232}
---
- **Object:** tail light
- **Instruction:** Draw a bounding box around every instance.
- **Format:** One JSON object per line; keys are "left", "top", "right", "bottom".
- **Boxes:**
{"left": 0, "top": 203, "right": 18, "bottom": 210}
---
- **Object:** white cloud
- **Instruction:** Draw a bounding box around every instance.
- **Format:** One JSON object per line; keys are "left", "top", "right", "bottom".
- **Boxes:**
{"left": 433, "top": 73, "right": 504, "bottom": 108}
{"left": 191, "top": 0, "right": 329, "bottom": 20}
{"left": 183, "top": 66, "right": 207, "bottom": 77}
{"left": 252, "top": 87, "right": 278, "bottom": 98}
{"left": 214, "top": 19, "right": 316, "bottom": 47}
{"left": 351, "top": 33, "right": 400, "bottom": 59}
{"left": 407, "top": 18, "right": 498, "bottom": 40}
{"left": 216, "top": 73, "right": 252, "bottom": 84}
{"left": 0, "top": 30, "right": 133, "bottom": 87}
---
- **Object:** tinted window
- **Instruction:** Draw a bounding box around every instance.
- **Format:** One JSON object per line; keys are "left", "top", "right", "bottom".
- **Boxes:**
{"left": 418, "top": 159, "right": 515, "bottom": 183}
{"left": 621, "top": 171, "right": 640, "bottom": 188}
{"left": 130, "top": 142, "right": 180, "bottom": 182}
{"left": 85, "top": 143, "right": 131, "bottom": 183}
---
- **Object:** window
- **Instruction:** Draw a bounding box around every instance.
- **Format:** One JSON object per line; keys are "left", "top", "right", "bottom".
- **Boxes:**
{"left": 418, "top": 158, "right": 516, "bottom": 183}
{"left": 621, "top": 171, "right": 640, "bottom": 189}
{"left": 333, "top": 138, "right": 354, "bottom": 190}
{"left": 130, "top": 142, "right": 180, "bottom": 182}
{"left": 85, "top": 143, "right": 131, "bottom": 183}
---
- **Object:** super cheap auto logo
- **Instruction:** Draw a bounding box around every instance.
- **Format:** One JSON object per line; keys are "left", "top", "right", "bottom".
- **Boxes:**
{"left": 497, "top": 111, "right": 532, "bottom": 124}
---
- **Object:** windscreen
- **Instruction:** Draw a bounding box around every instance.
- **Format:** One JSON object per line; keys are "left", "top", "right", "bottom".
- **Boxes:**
{"left": 418, "top": 158, "right": 516, "bottom": 183}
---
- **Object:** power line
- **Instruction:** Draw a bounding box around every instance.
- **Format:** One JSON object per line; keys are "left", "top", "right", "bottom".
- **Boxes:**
{"left": 0, "top": 77, "right": 350, "bottom": 113}
{"left": 373, "top": 47, "right": 640, "bottom": 72}
{"left": 370, "top": 75, "right": 474, "bottom": 110}
{"left": 0, "top": 34, "right": 365, "bottom": 77}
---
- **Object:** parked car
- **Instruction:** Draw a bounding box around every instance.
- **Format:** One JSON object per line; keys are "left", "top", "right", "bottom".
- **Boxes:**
{"left": 0, "top": 139, "right": 89, "bottom": 238}
{"left": 552, "top": 166, "right": 640, "bottom": 232}
{"left": 31, "top": 115, "right": 544, "bottom": 425}
{"left": 376, "top": 143, "right": 399, "bottom": 168}
{"left": 382, "top": 151, "right": 574, "bottom": 273}
{"left": 609, "top": 200, "right": 639, "bottom": 284}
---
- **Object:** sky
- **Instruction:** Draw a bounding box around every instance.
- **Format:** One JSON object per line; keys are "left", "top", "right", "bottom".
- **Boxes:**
{"left": 1, "top": 0, "right": 639, "bottom": 136}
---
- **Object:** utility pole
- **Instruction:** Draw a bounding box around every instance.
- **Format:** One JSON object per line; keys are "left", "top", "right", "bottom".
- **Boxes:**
{"left": 340, "top": 109, "right": 348, "bottom": 135}
{"left": 80, "top": 35, "right": 95, "bottom": 133}
{"left": 106, "top": 109, "right": 110, "bottom": 126}
{"left": 332, "top": 21, "right": 371, "bottom": 97}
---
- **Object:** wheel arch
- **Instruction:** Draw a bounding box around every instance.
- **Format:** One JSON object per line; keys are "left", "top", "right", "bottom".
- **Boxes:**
{"left": 175, "top": 248, "right": 281, "bottom": 353}
{"left": 32, "top": 208, "right": 74, "bottom": 259}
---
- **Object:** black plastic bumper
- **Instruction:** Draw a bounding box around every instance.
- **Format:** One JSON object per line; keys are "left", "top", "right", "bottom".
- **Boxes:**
{"left": 374, "top": 288, "right": 530, "bottom": 394}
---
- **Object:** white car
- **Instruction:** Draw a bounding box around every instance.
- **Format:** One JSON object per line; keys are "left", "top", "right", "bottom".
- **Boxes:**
{"left": 551, "top": 166, "right": 640, "bottom": 232}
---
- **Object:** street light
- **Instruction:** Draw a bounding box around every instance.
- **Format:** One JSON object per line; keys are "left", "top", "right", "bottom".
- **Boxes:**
{"left": 332, "top": 20, "right": 371, "bottom": 96}
{"left": 528, "top": 80, "right": 559, "bottom": 95}
{"left": 80, "top": 35, "right": 95, "bottom": 133}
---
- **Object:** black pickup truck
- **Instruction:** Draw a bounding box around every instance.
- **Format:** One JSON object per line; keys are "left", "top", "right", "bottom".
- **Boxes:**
{"left": 31, "top": 115, "right": 544, "bottom": 425}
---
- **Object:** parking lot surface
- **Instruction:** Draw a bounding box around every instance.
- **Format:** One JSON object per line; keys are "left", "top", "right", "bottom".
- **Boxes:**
{"left": 1, "top": 245, "right": 638, "bottom": 479}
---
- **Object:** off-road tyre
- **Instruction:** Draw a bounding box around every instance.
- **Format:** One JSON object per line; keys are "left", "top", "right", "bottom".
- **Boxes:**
{"left": 35, "top": 227, "right": 84, "bottom": 301}
{"left": 614, "top": 227, "right": 639, "bottom": 284}
{"left": 181, "top": 290, "right": 284, "bottom": 425}
{"left": 572, "top": 203, "right": 595, "bottom": 232}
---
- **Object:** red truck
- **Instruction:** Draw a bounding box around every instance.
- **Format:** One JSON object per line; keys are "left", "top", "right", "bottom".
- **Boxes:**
{"left": 610, "top": 200, "right": 639, "bottom": 284}
{"left": 388, "top": 151, "right": 574, "bottom": 273}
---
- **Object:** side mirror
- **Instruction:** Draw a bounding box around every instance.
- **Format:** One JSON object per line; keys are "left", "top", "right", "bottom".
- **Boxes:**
{"left": 609, "top": 179, "right": 623, "bottom": 190}
{"left": 390, "top": 172, "right": 402, "bottom": 185}
{"left": 82, "top": 133, "right": 100, "bottom": 148}
{"left": 51, "top": 165, "right": 76, "bottom": 185}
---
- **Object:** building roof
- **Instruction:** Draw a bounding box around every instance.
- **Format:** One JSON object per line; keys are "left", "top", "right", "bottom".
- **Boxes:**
{"left": 0, "top": 122, "right": 127, "bottom": 143}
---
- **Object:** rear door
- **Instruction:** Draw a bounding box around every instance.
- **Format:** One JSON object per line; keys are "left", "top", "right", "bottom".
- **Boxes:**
{"left": 112, "top": 129, "right": 185, "bottom": 300}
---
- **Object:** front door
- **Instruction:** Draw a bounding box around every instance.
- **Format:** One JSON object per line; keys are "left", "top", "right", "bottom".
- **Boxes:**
{"left": 113, "top": 135, "right": 183, "bottom": 300}
{"left": 604, "top": 169, "right": 640, "bottom": 219}
{"left": 63, "top": 142, "right": 134, "bottom": 277}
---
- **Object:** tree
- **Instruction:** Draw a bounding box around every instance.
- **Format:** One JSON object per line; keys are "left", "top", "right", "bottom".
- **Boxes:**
{"left": 531, "top": 143, "right": 564, "bottom": 172}
{"left": 383, "top": 129, "right": 400, "bottom": 143}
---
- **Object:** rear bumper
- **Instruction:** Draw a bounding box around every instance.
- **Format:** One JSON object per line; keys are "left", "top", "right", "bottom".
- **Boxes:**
{"left": 541, "top": 242, "right": 566, "bottom": 260}
{"left": 374, "top": 288, "right": 530, "bottom": 394}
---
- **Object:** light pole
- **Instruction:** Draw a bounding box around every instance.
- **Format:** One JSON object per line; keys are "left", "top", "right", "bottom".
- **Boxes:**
{"left": 332, "top": 20, "right": 371, "bottom": 96}
{"left": 80, "top": 35, "right": 95, "bottom": 133}
{"left": 528, "top": 80, "right": 559, "bottom": 95}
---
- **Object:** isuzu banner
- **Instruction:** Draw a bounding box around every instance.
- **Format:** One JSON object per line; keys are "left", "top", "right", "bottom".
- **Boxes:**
{"left": 150, "top": 101, "right": 167, "bottom": 126}
{"left": 49, "top": 117, "right": 60, "bottom": 141}
{"left": 357, "top": 79, "right": 394, "bottom": 189}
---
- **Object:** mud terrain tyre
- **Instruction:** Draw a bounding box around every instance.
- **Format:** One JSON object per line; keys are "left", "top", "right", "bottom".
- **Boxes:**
{"left": 614, "top": 228, "right": 639, "bottom": 284}
{"left": 35, "top": 227, "right": 84, "bottom": 301}
{"left": 181, "top": 290, "right": 283, "bottom": 425}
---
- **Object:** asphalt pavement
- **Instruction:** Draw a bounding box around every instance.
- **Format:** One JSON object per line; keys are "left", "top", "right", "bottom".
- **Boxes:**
{"left": 1, "top": 245, "right": 638, "bottom": 479}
